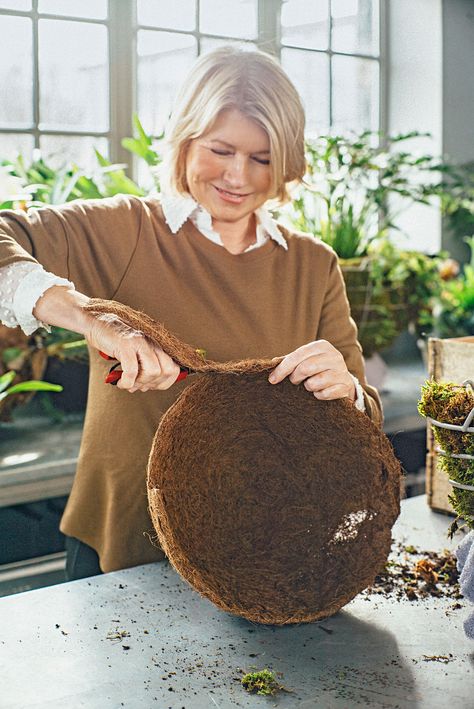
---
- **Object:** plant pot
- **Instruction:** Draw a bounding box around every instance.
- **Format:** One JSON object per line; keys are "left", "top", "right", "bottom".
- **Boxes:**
{"left": 426, "top": 336, "right": 474, "bottom": 517}
{"left": 340, "top": 258, "right": 410, "bottom": 358}
{"left": 42, "top": 357, "right": 89, "bottom": 413}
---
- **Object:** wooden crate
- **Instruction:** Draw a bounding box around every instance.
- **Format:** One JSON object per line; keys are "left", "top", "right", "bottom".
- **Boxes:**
{"left": 426, "top": 336, "right": 474, "bottom": 514}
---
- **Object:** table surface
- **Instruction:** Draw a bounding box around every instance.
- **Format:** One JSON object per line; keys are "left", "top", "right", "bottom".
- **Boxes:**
{"left": 1, "top": 496, "right": 473, "bottom": 709}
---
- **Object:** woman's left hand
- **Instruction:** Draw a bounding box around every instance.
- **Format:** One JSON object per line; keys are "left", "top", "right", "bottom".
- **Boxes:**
{"left": 268, "top": 340, "right": 356, "bottom": 403}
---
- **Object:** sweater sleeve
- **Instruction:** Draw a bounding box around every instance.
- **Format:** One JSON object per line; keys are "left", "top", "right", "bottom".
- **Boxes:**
{"left": 0, "top": 194, "right": 145, "bottom": 301}
{"left": 317, "top": 251, "right": 383, "bottom": 425}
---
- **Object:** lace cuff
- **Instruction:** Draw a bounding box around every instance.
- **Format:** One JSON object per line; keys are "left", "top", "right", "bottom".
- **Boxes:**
{"left": 0, "top": 262, "right": 74, "bottom": 335}
{"left": 349, "top": 373, "right": 366, "bottom": 413}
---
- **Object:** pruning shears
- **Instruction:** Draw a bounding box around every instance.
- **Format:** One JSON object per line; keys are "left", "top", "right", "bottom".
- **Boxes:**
{"left": 98, "top": 351, "right": 192, "bottom": 386}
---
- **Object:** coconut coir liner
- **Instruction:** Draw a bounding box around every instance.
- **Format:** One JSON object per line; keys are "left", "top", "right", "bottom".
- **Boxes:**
{"left": 85, "top": 299, "right": 401, "bottom": 625}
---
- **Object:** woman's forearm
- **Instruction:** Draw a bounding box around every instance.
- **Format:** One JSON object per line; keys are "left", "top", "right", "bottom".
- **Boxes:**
{"left": 33, "top": 285, "right": 95, "bottom": 336}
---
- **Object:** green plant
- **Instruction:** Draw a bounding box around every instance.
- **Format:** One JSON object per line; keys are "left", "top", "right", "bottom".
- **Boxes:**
{"left": 277, "top": 130, "right": 473, "bottom": 353}
{"left": 0, "top": 149, "right": 145, "bottom": 211}
{"left": 368, "top": 240, "right": 446, "bottom": 336}
{"left": 0, "top": 123, "right": 155, "bottom": 416}
{"left": 121, "top": 113, "right": 163, "bottom": 191}
{"left": 431, "top": 236, "right": 474, "bottom": 337}
{"left": 0, "top": 370, "right": 62, "bottom": 403}
{"left": 280, "top": 130, "right": 462, "bottom": 259}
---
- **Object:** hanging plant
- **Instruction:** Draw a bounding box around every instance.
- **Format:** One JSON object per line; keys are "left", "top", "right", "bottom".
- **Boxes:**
{"left": 418, "top": 380, "right": 474, "bottom": 533}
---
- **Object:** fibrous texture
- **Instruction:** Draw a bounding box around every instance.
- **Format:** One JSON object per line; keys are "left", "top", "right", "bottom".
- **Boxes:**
{"left": 85, "top": 299, "right": 401, "bottom": 624}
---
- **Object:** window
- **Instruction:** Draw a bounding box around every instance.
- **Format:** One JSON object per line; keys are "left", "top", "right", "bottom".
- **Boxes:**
{"left": 0, "top": 0, "right": 381, "bottom": 179}
{"left": 280, "top": 0, "right": 380, "bottom": 136}
{"left": 0, "top": 0, "right": 109, "bottom": 171}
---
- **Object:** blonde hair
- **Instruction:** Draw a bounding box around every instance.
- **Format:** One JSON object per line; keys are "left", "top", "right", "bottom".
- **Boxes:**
{"left": 161, "top": 46, "right": 306, "bottom": 204}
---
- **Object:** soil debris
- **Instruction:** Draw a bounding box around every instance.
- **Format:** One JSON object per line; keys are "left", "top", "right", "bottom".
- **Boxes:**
{"left": 422, "top": 654, "right": 454, "bottom": 663}
{"left": 363, "top": 542, "right": 462, "bottom": 601}
{"left": 106, "top": 630, "right": 131, "bottom": 642}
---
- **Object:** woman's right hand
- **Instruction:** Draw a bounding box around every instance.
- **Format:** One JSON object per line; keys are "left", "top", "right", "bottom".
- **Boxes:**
{"left": 33, "top": 285, "right": 181, "bottom": 393}
{"left": 85, "top": 312, "right": 181, "bottom": 393}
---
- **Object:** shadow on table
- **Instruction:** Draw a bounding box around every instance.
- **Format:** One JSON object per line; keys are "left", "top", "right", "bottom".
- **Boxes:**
{"left": 227, "top": 608, "right": 419, "bottom": 708}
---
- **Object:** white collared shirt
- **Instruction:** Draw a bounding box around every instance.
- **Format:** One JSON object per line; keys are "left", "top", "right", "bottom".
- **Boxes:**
{"left": 159, "top": 191, "right": 288, "bottom": 251}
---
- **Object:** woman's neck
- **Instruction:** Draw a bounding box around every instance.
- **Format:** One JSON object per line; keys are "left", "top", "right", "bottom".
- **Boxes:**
{"left": 212, "top": 214, "right": 257, "bottom": 255}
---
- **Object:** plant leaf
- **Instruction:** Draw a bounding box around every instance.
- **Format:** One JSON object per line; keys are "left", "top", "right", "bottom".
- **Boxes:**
{"left": 0, "top": 371, "right": 16, "bottom": 393}
{"left": 4, "top": 381, "right": 63, "bottom": 395}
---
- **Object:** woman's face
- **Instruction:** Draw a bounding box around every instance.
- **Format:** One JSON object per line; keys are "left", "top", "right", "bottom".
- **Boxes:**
{"left": 185, "top": 108, "right": 273, "bottom": 227}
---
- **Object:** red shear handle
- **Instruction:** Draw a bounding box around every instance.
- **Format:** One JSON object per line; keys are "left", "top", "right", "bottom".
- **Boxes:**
{"left": 99, "top": 351, "right": 114, "bottom": 361}
{"left": 99, "top": 351, "right": 190, "bottom": 385}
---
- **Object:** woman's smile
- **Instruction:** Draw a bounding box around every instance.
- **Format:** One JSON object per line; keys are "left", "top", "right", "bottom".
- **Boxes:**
{"left": 185, "top": 108, "right": 272, "bottom": 239}
{"left": 213, "top": 185, "right": 252, "bottom": 203}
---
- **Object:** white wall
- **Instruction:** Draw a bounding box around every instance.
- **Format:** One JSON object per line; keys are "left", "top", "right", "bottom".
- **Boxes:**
{"left": 442, "top": 0, "right": 474, "bottom": 262}
{"left": 386, "top": 0, "right": 443, "bottom": 254}
{"left": 387, "top": 0, "right": 474, "bottom": 259}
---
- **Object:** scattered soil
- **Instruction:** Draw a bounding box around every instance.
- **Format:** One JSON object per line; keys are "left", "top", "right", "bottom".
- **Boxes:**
{"left": 106, "top": 629, "right": 131, "bottom": 642}
{"left": 422, "top": 654, "right": 454, "bottom": 663}
{"left": 363, "top": 542, "right": 462, "bottom": 601}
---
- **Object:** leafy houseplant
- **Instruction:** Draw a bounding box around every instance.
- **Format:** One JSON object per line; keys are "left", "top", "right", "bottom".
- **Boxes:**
{"left": 0, "top": 369, "right": 63, "bottom": 420}
{"left": 429, "top": 236, "right": 474, "bottom": 338}
{"left": 279, "top": 131, "right": 467, "bottom": 356}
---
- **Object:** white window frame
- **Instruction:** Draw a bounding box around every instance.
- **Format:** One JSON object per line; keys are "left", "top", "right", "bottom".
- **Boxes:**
{"left": 0, "top": 0, "right": 385, "bottom": 181}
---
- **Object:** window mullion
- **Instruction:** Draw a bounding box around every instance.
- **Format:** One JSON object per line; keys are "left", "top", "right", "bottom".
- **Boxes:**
{"left": 32, "top": 0, "right": 39, "bottom": 148}
{"left": 258, "top": 0, "right": 281, "bottom": 57}
{"left": 108, "top": 0, "right": 136, "bottom": 178}
{"left": 328, "top": 0, "right": 333, "bottom": 127}
{"left": 379, "top": 0, "right": 388, "bottom": 140}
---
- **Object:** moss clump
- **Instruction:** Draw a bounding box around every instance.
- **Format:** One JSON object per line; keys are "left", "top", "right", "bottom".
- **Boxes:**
{"left": 241, "top": 669, "right": 286, "bottom": 696}
{"left": 418, "top": 380, "right": 474, "bottom": 530}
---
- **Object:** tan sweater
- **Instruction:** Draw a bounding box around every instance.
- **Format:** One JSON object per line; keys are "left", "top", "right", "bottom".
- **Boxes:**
{"left": 0, "top": 194, "right": 382, "bottom": 572}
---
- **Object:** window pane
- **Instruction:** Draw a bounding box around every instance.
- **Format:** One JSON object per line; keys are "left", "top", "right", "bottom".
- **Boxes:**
{"left": 137, "top": 30, "right": 197, "bottom": 136}
{"left": 137, "top": 0, "right": 196, "bottom": 31}
{"left": 0, "top": 133, "right": 34, "bottom": 162}
{"left": 0, "top": 16, "right": 33, "bottom": 129}
{"left": 38, "top": 0, "right": 107, "bottom": 20}
{"left": 0, "top": 1, "right": 31, "bottom": 9}
{"left": 38, "top": 20, "right": 108, "bottom": 132}
{"left": 39, "top": 134, "right": 109, "bottom": 172}
{"left": 281, "top": 49, "right": 329, "bottom": 135}
{"left": 332, "top": 55, "right": 379, "bottom": 133}
{"left": 199, "top": 0, "right": 257, "bottom": 39}
{"left": 332, "top": 0, "right": 379, "bottom": 56}
{"left": 200, "top": 37, "right": 257, "bottom": 54}
{"left": 281, "top": 0, "right": 329, "bottom": 50}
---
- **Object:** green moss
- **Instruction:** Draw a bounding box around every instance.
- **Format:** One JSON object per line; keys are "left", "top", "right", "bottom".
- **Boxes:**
{"left": 418, "top": 380, "right": 474, "bottom": 455}
{"left": 419, "top": 380, "right": 474, "bottom": 530}
{"left": 241, "top": 669, "right": 286, "bottom": 696}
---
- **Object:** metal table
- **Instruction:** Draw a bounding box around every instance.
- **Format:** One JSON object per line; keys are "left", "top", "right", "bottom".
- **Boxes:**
{"left": 1, "top": 496, "right": 472, "bottom": 709}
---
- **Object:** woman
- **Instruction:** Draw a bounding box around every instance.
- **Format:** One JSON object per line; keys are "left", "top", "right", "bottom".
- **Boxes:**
{"left": 0, "top": 46, "right": 381, "bottom": 580}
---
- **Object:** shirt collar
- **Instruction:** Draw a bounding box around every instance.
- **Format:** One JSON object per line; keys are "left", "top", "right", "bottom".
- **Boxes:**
{"left": 159, "top": 191, "right": 288, "bottom": 251}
